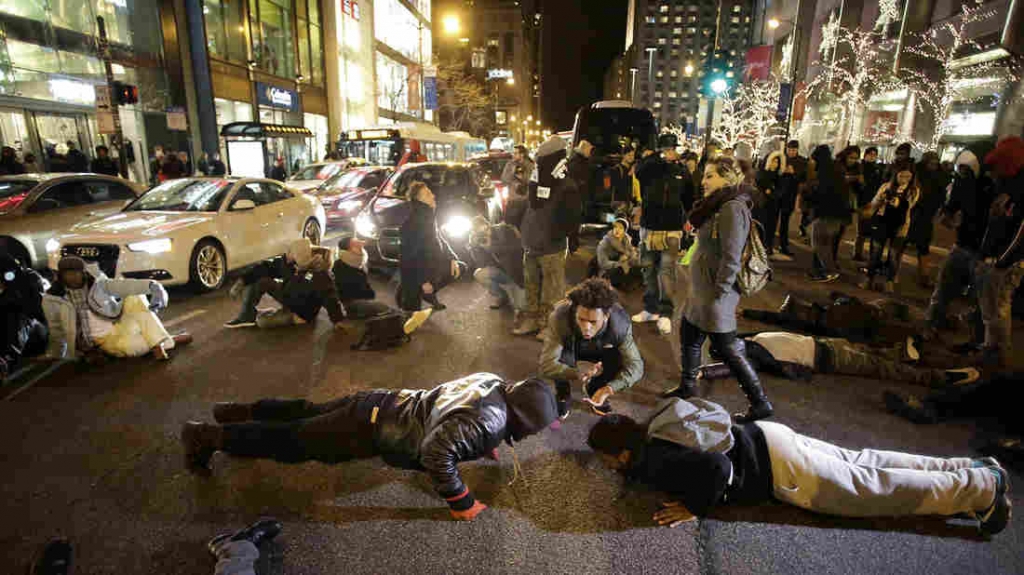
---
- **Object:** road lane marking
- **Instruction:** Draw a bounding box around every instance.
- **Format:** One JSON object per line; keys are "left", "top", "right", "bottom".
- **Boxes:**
{"left": 164, "top": 309, "right": 206, "bottom": 327}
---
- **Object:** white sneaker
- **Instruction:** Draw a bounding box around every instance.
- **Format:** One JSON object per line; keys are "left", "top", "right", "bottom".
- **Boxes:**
{"left": 632, "top": 311, "right": 660, "bottom": 323}
{"left": 656, "top": 316, "right": 672, "bottom": 335}
{"left": 404, "top": 309, "right": 433, "bottom": 334}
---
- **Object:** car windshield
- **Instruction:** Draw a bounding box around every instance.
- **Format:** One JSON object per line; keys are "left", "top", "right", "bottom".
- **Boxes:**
{"left": 474, "top": 158, "right": 509, "bottom": 180}
{"left": 0, "top": 180, "right": 37, "bottom": 212}
{"left": 126, "top": 179, "right": 233, "bottom": 212}
{"left": 316, "top": 170, "right": 365, "bottom": 195}
{"left": 291, "top": 164, "right": 340, "bottom": 181}
{"left": 383, "top": 166, "right": 462, "bottom": 199}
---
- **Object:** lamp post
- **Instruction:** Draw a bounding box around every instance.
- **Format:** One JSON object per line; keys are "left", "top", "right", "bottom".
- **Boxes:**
{"left": 629, "top": 67, "right": 638, "bottom": 106}
{"left": 644, "top": 47, "right": 657, "bottom": 109}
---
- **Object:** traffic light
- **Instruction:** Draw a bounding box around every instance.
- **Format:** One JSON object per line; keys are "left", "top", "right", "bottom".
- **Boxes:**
{"left": 701, "top": 51, "right": 732, "bottom": 98}
{"left": 112, "top": 81, "right": 138, "bottom": 105}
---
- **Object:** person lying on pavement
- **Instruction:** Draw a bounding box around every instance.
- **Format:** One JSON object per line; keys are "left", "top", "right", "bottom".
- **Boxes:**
{"left": 0, "top": 254, "right": 49, "bottom": 380}
{"left": 48, "top": 256, "right": 191, "bottom": 363}
{"left": 539, "top": 278, "right": 644, "bottom": 419}
{"left": 181, "top": 373, "right": 559, "bottom": 521}
{"left": 224, "top": 238, "right": 346, "bottom": 329}
{"left": 587, "top": 407, "right": 1011, "bottom": 536}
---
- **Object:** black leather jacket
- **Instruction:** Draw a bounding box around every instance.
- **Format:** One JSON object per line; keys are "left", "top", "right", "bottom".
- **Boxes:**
{"left": 374, "top": 373, "right": 557, "bottom": 501}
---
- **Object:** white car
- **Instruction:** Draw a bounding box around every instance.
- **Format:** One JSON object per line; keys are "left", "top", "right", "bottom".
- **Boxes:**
{"left": 0, "top": 173, "right": 144, "bottom": 269}
{"left": 48, "top": 177, "right": 325, "bottom": 291}
{"left": 287, "top": 158, "right": 368, "bottom": 192}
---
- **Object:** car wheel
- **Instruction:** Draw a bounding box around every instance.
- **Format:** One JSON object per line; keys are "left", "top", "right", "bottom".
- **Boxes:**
{"left": 189, "top": 240, "right": 226, "bottom": 291}
{"left": 0, "top": 237, "right": 31, "bottom": 268}
{"left": 303, "top": 218, "right": 321, "bottom": 245}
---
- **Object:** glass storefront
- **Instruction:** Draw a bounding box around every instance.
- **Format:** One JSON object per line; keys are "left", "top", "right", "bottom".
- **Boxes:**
{"left": 251, "top": 0, "right": 295, "bottom": 79}
{"left": 204, "top": 0, "right": 248, "bottom": 63}
{"left": 258, "top": 105, "right": 305, "bottom": 174}
{"left": 304, "top": 112, "right": 327, "bottom": 162}
{"left": 215, "top": 97, "right": 254, "bottom": 164}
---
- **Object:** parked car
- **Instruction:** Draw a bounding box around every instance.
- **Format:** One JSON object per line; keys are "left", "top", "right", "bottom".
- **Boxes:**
{"left": 353, "top": 162, "right": 502, "bottom": 268}
{"left": 48, "top": 177, "right": 325, "bottom": 291}
{"left": 0, "top": 173, "right": 145, "bottom": 269}
{"left": 287, "top": 158, "right": 368, "bottom": 192}
{"left": 310, "top": 166, "right": 393, "bottom": 231}
{"left": 468, "top": 151, "right": 512, "bottom": 211}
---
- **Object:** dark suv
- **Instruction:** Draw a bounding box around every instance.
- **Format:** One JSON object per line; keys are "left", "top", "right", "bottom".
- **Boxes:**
{"left": 354, "top": 162, "right": 502, "bottom": 268}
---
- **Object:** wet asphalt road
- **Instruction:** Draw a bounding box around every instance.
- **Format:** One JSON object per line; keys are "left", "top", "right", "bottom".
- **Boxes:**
{"left": 2, "top": 226, "right": 1022, "bottom": 575}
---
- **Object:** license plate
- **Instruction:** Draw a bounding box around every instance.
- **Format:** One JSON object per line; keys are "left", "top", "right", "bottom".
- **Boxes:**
{"left": 75, "top": 247, "right": 100, "bottom": 258}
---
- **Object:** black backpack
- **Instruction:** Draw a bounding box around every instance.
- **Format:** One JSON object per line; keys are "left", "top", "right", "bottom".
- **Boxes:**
{"left": 351, "top": 311, "right": 409, "bottom": 351}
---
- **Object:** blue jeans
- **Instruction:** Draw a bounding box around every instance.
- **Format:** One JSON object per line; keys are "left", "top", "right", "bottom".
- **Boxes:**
{"left": 641, "top": 238, "right": 680, "bottom": 315}
{"left": 474, "top": 266, "right": 526, "bottom": 311}
{"left": 925, "top": 246, "right": 980, "bottom": 335}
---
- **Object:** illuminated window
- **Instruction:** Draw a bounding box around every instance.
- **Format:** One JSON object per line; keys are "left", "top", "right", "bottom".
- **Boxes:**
{"left": 732, "top": 5, "right": 741, "bottom": 12}
{"left": 670, "top": 70, "right": 678, "bottom": 77}
{"left": 660, "top": 4, "right": 668, "bottom": 13}
{"left": 658, "top": 38, "right": 667, "bottom": 44}
{"left": 669, "top": 91, "right": 677, "bottom": 98}
{"left": 654, "top": 91, "right": 662, "bottom": 97}
{"left": 673, "top": 27, "right": 682, "bottom": 34}
{"left": 675, "top": 16, "right": 682, "bottom": 23}
{"left": 656, "top": 70, "right": 664, "bottom": 78}
{"left": 646, "top": 16, "right": 655, "bottom": 24}
{"left": 654, "top": 102, "right": 662, "bottom": 108}
{"left": 660, "top": 16, "right": 668, "bottom": 22}
{"left": 731, "top": 16, "right": 740, "bottom": 23}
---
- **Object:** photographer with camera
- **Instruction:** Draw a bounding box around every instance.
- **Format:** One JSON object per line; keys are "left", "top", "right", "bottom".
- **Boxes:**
{"left": 860, "top": 160, "right": 919, "bottom": 293}
{"left": 501, "top": 145, "right": 534, "bottom": 229}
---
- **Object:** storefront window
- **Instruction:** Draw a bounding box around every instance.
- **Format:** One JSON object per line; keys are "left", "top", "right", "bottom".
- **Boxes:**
{"left": 373, "top": 0, "right": 423, "bottom": 62}
{"left": 304, "top": 112, "right": 327, "bottom": 161}
{"left": 254, "top": 0, "right": 294, "bottom": 78}
{"left": 204, "top": 0, "right": 248, "bottom": 62}
{"left": 0, "top": 0, "right": 47, "bottom": 22}
{"left": 376, "top": 52, "right": 409, "bottom": 114}
{"left": 48, "top": 1, "right": 95, "bottom": 37}
{"left": 309, "top": 22, "right": 322, "bottom": 85}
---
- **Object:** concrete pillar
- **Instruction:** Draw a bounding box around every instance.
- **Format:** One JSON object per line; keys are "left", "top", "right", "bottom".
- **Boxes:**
{"left": 178, "top": 0, "right": 219, "bottom": 157}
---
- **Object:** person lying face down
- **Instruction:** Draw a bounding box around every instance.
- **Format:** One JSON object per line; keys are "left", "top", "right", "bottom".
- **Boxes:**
{"left": 587, "top": 407, "right": 1011, "bottom": 535}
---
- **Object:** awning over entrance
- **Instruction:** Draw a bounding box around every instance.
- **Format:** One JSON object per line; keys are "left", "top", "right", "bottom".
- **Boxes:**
{"left": 220, "top": 122, "right": 313, "bottom": 139}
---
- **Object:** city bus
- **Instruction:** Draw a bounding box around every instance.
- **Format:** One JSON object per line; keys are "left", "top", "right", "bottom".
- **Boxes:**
{"left": 337, "top": 122, "right": 487, "bottom": 166}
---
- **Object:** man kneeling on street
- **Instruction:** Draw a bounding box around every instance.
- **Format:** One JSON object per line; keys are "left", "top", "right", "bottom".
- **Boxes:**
{"left": 181, "top": 373, "right": 559, "bottom": 520}
{"left": 49, "top": 256, "right": 191, "bottom": 361}
{"left": 225, "top": 238, "right": 346, "bottom": 329}
{"left": 469, "top": 217, "right": 526, "bottom": 330}
{"left": 587, "top": 400, "right": 1011, "bottom": 535}
{"left": 540, "top": 277, "right": 644, "bottom": 418}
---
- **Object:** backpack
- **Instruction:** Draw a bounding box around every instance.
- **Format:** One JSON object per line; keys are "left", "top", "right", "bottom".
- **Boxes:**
{"left": 736, "top": 218, "right": 772, "bottom": 296}
{"left": 647, "top": 397, "right": 734, "bottom": 453}
{"left": 351, "top": 312, "right": 410, "bottom": 351}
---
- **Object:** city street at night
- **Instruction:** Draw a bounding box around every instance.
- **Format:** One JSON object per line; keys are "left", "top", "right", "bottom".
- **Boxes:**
{"left": 2, "top": 231, "right": 1021, "bottom": 574}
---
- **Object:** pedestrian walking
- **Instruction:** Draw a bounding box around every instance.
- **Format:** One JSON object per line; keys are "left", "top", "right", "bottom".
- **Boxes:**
{"left": 0, "top": 146, "right": 25, "bottom": 175}
{"left": 860, "top": 160, "right": 919, "bottom": 293}
{"left": 805, "top": 145, "right": 850, "bottom": 282}
{"left": 209, "top": 152, "right": 227, "bottom": 176}
{"left": 835, "top": 146, "right": 864, "bottom": 266}
{"left": 269, "top": 156, "right": 287, "bottom": 181}
{"left": 661, "top": 156, "right": 774, "bottom": 423}
{"left": 587, "top": 411, "right": 1011, "bottom": 535}
{"left": 181, "top": 373, "right": 560, "bottom": 521}
{"left": 514, "top": 136, "right": 570, "bottom": 337}
{"left": 89, "top": 145, "right": 120, "bottom": 176}
{"left": 397, "top": 182, "right": 462, "bottom": 312}
{"left": 539, "top": 278, "right": 644, "bottom": 418}
{"left": 755, "top": 151, "right": 783, "bottom": 257}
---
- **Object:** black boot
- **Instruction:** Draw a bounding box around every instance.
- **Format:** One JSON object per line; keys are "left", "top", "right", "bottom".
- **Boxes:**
{"left": 422, "top": 291, "right": 447, "bottom": 311}
{"left": 181, "top": 421, "right": 222, "bottom": 474}
{"left": 212, "top": 402, "right": 253, "bottom": 424}
{"left": 664, "top": 326, "right": 704, "bottom": 398}
{"left": 720, "top": 338, "right": 774, "bottom": 422}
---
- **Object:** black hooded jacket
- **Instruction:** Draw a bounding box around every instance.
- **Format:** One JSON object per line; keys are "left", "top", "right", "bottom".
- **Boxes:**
{"left": 636, "top": 154, "right": 691, "bottom": 231}
{"left": 373, "top": 374, "right": 557, "bottom": 505}
{"left": 400, "top": 200, "right": 457, "bottom": 288}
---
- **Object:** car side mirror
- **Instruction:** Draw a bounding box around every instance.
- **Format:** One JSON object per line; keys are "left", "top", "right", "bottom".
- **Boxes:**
{"left": 658, "top": 133, "right": 679, "bottom": 150}
{"left": 231, "top": 199, "right": 256, "bottom": 211}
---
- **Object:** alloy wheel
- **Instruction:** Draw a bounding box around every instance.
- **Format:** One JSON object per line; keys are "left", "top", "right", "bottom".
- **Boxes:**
{"left": 197, "top": 245, "right": 225, "bottom": 288}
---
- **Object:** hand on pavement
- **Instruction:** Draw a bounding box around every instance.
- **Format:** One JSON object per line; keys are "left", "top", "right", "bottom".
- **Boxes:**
{"left": 653, "top": 501, "right": 697, "bottom": 527}
{"left": 450, "top": 500, "right": 488, "bottom": 521}
{"left": 586, "top": 385, "right": 614, "bottom": 407}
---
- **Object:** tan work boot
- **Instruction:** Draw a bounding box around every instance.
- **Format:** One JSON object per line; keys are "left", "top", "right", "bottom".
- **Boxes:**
{"left": 513, "top": 316, "right": 540, "bottom": 336}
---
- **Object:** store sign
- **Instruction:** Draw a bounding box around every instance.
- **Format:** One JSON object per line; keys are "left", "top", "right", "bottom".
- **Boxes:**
{"left": 50, "top": 79, "right": 95, "bottom": 106}
{"left": 96, "top": 111, "right": 116, "bottom": 134}
{"left": 944, "top": 111, "right": 996, "bottom": 137}
{"left": 744, "top": 45, "right": 773, "bottom": 82}
{"left": 256, "top": 82, "right": 298, "bottom": 112}
{"left": 487, "top": 69, "right": 514, "bottom": 80}
{"left": 166, "top": 107, "right": 187, "bottom": 131}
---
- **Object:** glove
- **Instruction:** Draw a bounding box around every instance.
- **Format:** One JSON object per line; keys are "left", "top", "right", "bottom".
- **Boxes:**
{"left": 148, "top": 281, "right": 168, "bottom": 311}
{"left": 450, "top": 500, "right": 488, "bottom": 521}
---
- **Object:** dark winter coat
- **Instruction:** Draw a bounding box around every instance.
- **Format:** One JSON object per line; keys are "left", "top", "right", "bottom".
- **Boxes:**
{"left": 374, "top": 373, "right": 557, "bottom": 502}
{"left": 908, "top": 167, "right": 950, "bottom": 245}
{"left": 625, "top": 422, "right": 773, "bottom": 517}
{"left": 470, "top": 223, "right": 525, "bottom": 287}
{"left": 269, "top": 165, "right": 288, "bottom": 181}
{"left": 807, "top": 155, "right": 852, "bottom": 223}
{"left": 90, "top": 157, "right": 120, "bottom": 177}
{"left": 209, "top": 159, "right": 227, "bottom": 176}
{"left": 862, "top": 161, "right": 884, "bottom": 205}
{"left": 244, "top": 248, "right": 346, "bottom": 323}
{"left": 521, "top": 145, "right": 570, "bottom": 255}
{"left": 400, "top": 200, "right": 456, "bottom": 289}
{"left": 331, "top": 250, "right": 376, "bottom": 302}
{"left": 635, "top": 154, "right": 691, "bottom": 231}
{"left": 1, "top": 255, "right": 49, "bottom": 365}
{"left": 539, "top": 301, "right": 644, "bottom": 392}
{"left": 944, "top": 171, "right": 994, "bottom": 253}
{"left": 66, "top": 149, "right": 88, "bottom": 172}
{"left": 776, "top": 155, "right": 807, "bottom": 211}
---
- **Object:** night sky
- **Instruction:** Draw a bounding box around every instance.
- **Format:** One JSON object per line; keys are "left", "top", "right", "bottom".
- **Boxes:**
{"left": 541, "top": 1, "right": 628, "bottom": 131}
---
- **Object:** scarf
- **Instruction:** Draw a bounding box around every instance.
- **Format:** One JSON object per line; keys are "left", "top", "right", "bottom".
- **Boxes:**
{"left": 338, "top": 247, "right": 368, "bottom": 271}
{"left": 688, "top": 184, "right": 751, "bottom": 229}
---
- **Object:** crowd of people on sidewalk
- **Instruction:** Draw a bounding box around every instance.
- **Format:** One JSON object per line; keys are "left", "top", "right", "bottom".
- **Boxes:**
{"left": 9, "top": 133, "right": 1024, "bottom": 574}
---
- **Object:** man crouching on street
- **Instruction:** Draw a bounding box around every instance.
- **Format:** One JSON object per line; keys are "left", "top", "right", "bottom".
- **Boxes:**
{"left": 181, "top": 373, "right": 559, "bottom": 520}
{"left": 539, "top": 278, "right": 644, "bottom": 419}
{"left": 586, "top": 407, "right": 1011, "bottom": 535}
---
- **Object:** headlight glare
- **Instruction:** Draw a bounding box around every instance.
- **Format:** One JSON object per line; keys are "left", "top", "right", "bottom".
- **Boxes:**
{"left": 45, "top": 238, "right": 60, "bottom": 254}
{"left": 443, "top": 215, "right": 473, "bottom": 239}
{"left": 355, "top": 213, "right": 377, "bottom": 238}
{"left": 337, "top": 200, "right": 364, "bottom": 213}
{"left": 127, "top": 238, "right": 173, "bottom": 254}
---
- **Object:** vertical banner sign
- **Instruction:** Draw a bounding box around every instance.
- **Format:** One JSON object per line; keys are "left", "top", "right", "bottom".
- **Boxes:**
{"left": 777, "top": 83, "right": 793, "bottom": 123}
{"left": 424, "top": 66, "right": 438, "bottom": 110}
{"left": 793, "top": 82, "right": 807, "bottom": 122}
{"left": 408, "top": 67, "right": 422, "bottom": 112}
{"left": 744, "top": 45, "right": 773, "bottom": 82}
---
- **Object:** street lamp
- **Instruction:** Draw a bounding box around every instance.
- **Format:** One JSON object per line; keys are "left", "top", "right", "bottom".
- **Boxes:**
{"left": 710, "top": 78, "right": 728, "bottom": 95}
{"left": 684, "top": 63, "right": 694, "bottom": 76}
{"left": 442, "top": 15, "right": 461, "bottom": 36}
{"left": 768, "top": 17, "right": 781, "bottom": 29}
{"left": 506, "top": 77, "right": 515, "bottom": 85}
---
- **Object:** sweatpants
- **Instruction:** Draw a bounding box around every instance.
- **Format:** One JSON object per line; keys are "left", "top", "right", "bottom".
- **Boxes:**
{"left": 219, "top": 391, "right": 393, "bottom": 464}
{"left": 212, "top": 540, "right": 259, "bottom": 575}
{"left": 757, "top": 420, "right": 996, "bottom": 517}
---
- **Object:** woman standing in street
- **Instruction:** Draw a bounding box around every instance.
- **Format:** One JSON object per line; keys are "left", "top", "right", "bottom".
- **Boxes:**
{"left": 861, "top": 160, "right": 919, "bottom": 293}
{"left": 661, "top": 157, "right": 774, "bottom": 423}
{"left": 899, "top": 151, "right": 949, "bottom": 288}
{"left": 755, "top": 151, "right": 784, "bottom": 257}
{"left": 398, "top": 182, "right": 461, "bottom": 312}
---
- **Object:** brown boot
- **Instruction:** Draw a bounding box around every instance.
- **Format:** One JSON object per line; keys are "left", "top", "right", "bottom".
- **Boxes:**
{"left": 212, "top": 402, "right": 253, "bottom": 424}
{"left": 181, "top": 421, "right": 222, "bottom": 474}
{"left": 512, "top": 315, "right": 540, "bottom": 336}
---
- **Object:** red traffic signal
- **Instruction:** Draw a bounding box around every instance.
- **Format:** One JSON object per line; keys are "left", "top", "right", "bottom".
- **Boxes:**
{"left": 112, "top": 81, "right": 138, "bottom": 105}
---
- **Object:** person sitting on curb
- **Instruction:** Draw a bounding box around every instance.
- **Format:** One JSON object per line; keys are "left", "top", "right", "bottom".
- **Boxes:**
{"left": 26, "top": 519, "right": 282, "bottom": 575}
{"left": 48, "top": 256, "right": 191, "bottom": 362}
{"left": 332, "top": 236, "right": 432, "bottom": 334}
{"left": 587, "top": 405, "right": 1011, "bottom": 535}
{"left": 539, "top": 277, "right": 644, "bottom": 419}
{"left": 469, "top": 217, "right": 526, "bottom": 329}
{"left": 224, "top": 238, "right": 345, "bottom": 329}
{"left": 593, "top": 217, "right": 642, "bottom": 289}
{"left": 182, "top": 373, "right": 559, "bottom": 521}
{"left": 1, "top": 254, "right": 49, "bottom": 380}
{"left": 697, "top": 330, "right": 979, "bottom": 388}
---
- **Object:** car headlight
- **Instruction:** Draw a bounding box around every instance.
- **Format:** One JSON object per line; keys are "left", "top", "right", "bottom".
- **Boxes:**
{"left": 45, "top": 238, "right": 60, "bottom": 254}
{"left": 355, "top": 213, "right": 377, "bottom": 239}
{"left": 337, "top": 199, "right": 364, "bottom": 213}
{"left": 126, "top": 238, "right": 173, "bottom": 254}
{"left": 442, "top": 215, "right": 473, "bottom": 239}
